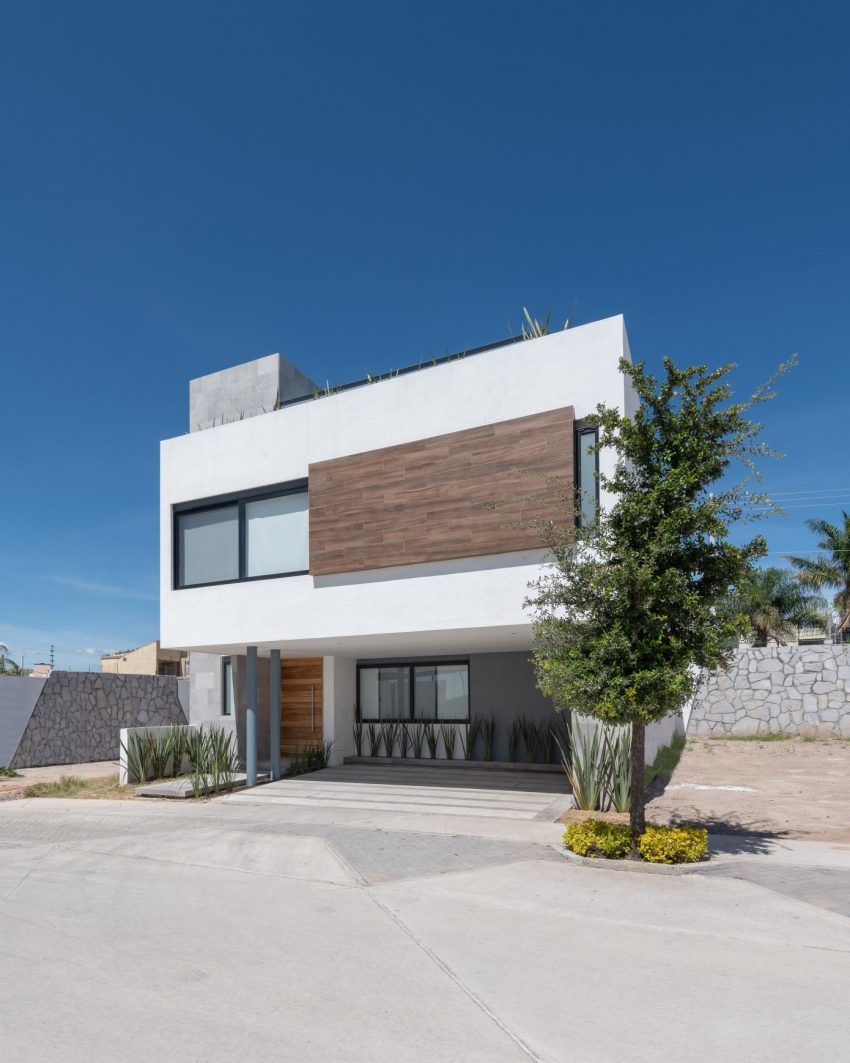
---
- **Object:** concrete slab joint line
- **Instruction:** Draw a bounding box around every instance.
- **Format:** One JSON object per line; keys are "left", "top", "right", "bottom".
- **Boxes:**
{"left": 363, "top": 887, "right": 544, "bottom": 1063}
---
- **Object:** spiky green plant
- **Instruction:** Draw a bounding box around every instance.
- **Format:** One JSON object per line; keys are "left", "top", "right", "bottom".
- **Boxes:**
{"left": 353, "top": 718, "right": 363, "bottom": 756}
{"left": 556, "top": 718, "right": 604, "bottom": 812}
{"left": 518, "top": 717, "right": 542, "bottom": 763}
{"left": 399, "top": 722, "right": 411, "bottom": 758}
{"left": 480, "top": 716, "right": 496, "bottom": 761}
{"left": 603, "top": 724, "right": 632, "bottom": 813}
{"left": 461, "top": 716, "right": 482, "bottom": 760}
{"left": 410, "top": 722, "right": 425, "bottom": 759}
{"left": 508, "top": 718, "right": 522, "bottom": 762}
{"left": 290, "top": 738, "right": 334, "bottom": 776}
{"left": 145, "top": 730, "right": 172, "bottom": 780}
{"left": 382, "top": 721, "right": 399, "bottom": 757}
{"left": 121, "top": 731, "right": 149, "bottom": 784}
{"left": 440, "top": 723, "right": 457, "bottom": 760}
{"left": 423, "top": 720, "right": 438, "bottom": 758}
{"left": 541, "top": 725, "right": 556, "bottom": 765}
{"left": 168, "top": 724, "right": 187, "bottom": 778}
{"left": 366, "top": 721, "right": 382, "bottom": 757}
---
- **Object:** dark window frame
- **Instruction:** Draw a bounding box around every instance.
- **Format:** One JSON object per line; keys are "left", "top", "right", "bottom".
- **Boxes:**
{"left": 574, "top": 423, "right": 600, "bottom": 527}
{"left": 356, "top": 660, "right": 471, "bottom": 723}
{"left": 173, "top": 479, "right": 309, "bottom": 590}
{"left": 221, "top": 656, "right": 233, "bottom": 716}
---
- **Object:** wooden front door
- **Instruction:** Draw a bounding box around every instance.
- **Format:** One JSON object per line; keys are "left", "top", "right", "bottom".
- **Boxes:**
{"left": 280, "top": 658, "right": 323, "bottom": 756}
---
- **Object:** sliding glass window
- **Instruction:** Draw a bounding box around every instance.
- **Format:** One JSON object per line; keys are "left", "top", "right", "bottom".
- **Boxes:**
{"left": 174, "top": 482, "right": 308, "bottom": 588}
{"left": 359, "top": 662, "right": 470, "bottom": 722}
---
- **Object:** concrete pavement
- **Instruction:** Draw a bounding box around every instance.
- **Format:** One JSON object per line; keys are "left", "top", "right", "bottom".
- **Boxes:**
{"left": 1, "top": 798, "right": 848, "bottom": 1063}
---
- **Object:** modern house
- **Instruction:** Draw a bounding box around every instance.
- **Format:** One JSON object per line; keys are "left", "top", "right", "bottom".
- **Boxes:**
{"left": 160, "top": 315, "right": 638, "bottom": 782}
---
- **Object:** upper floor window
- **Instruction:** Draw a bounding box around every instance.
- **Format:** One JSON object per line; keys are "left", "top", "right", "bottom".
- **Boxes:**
{"left": 576, "top": 425, "right": 599, "bottom": 526}
{"left": 174, "top": 482, "right": 308, "bottom": 588}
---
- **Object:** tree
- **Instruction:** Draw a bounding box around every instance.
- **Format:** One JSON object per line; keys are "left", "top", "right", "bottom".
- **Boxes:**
{"left": 527, "top": 356, "right": 788, "bottom": 856}
{"left": 786, "top": 512, "right": 850, "bottom": 638}
{"left": 738, "top": 566, "right": 826, "bottom": 646}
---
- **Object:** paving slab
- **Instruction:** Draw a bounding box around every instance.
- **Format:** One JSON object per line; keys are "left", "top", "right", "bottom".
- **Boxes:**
{"left": 1, "top": 800, "right": 848, "bottom": 1063}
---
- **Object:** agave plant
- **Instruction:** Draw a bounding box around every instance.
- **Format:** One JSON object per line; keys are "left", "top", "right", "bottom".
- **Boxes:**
{"left": 423, "top": 720, "right": 438, "bottom": 758}
{"left": 508, "top": 718, "right": 522, "bottom": 762}
{"left": 145, "top": 730, "right": 172, "bottom": 780}
{"left": 602, "top": 724, "right": 631, "bottom": 813}
{"left": 518, "top": 717, "right": 542, "bottom": 763}
{"left": 439, "top": 723, "right": 457, "bottom": 760}
{"left": 352, "top": 718, "right": 363, "bottom": 756}
{"left": 541, "top": 725, "right": 555, "bottom": 765}
{"left": 481, "top": 715, "right": 496, "bottom": 761}
{"left": 382, "top": 721, "right": 399, "bottom": 757}
{"left": 365, "top": 721, "right": 382, "bottom": 757}
{"left": 290, "top": 738, "right": 334, "bottom": 777}
{"left": 399, "top": 722, "right": 411, "bottom": 758}
{"left": 556, "top": 717, "right": 604, "bottom": 811}
{"left": 410, "top": 722, "right": 425, "bottom": 759}
{"left": 121, "top": 731, "right": 149, "bottom": 784}
{"left": 461, "top": 716, "right": 482, "bottom": 760}
{"left": 168, "top": 724, "right": 188, "bottom": 778}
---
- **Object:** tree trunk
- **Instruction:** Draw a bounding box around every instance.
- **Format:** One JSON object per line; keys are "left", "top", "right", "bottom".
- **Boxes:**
{"left": 629, "top": 720, "right": 646, "bottom": 860}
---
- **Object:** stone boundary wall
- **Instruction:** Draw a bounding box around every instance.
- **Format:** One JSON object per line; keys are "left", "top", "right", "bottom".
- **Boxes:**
{"left": 688, "top": 646, "right": 850, "bottom": 738}
{"left": 10, "top": 672, "right": 188, "bottom": 769}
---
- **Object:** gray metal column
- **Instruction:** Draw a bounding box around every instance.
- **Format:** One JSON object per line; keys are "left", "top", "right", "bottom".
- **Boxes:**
{"left": 246, "top": 645, "right": 258, "bottom": 788}
{"left": 270, "top": 649, "right": 281, "bottom": 781}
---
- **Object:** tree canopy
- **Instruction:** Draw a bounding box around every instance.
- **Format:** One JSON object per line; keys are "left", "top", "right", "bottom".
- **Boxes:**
{"left": 738, "top": 565, "right": 826, "bottom": 647}
{"left": 527, "top": 355, "right": 788, "bottom": 845}
{"left": 786, "top": 512, "right": 850, "bottom": 636}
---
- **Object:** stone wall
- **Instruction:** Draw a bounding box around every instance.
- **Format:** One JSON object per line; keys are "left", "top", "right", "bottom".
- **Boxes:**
{"left": 688, "top": 646, "right": 850, "bottom": 738}
{"left": 10, "top": 672, "right": 188, "bottom": 768}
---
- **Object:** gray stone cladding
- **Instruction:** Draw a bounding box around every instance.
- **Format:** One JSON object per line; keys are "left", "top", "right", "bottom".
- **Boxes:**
{"left": 688, "top": 645, "right": 850, "bottom": 738}
{"left": 10, "top": 672, "right": 188, "bottom": 769}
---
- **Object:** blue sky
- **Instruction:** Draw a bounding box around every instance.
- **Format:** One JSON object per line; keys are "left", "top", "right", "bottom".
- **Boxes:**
{"left": 1, "top": 1, "right": 848, "bottom": 670}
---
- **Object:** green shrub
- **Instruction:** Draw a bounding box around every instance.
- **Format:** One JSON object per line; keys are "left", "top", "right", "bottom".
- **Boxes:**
{"left": 563, "top": 819, "right": 708, "bottom": 864}
{"left": 564, "top": 820, "right": 631, "bottom": 859}
{"left": 289, "top": 739, "right": 333, "bottom": 777}
{"left": 637, "top": 825, "right": 707, "bottom": 864}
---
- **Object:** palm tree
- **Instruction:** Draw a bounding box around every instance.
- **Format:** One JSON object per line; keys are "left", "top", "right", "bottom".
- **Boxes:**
{"left": 786, "top": 512, "right": 850, "bottom": 638}
{"left": 738, "top": 566, "right": 826, "bottom": 647}
{"left": 0, "top": 643, "right": 21, "bottom": 675}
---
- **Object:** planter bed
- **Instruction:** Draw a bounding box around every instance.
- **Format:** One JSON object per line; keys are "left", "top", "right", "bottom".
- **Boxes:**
{"left": 343, "top": 755, "right": 562, "bottom": 773}
{"left": 555, "top": 845, "right": 711, "bottom": 875}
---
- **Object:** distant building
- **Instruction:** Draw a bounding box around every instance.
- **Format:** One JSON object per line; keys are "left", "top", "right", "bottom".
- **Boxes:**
{"left": 101, "top": 640, "right": 188, "bottom": 677}
{"left": 30, "top": 663, "right": 52, "bottom": 679}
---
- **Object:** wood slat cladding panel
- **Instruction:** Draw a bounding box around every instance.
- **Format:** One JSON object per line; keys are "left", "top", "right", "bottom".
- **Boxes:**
{"left": 308, "top": 407, "right": 574, "bottom": 576}
{"left": 280, "top": 658, "right": 323, "bottom": 756}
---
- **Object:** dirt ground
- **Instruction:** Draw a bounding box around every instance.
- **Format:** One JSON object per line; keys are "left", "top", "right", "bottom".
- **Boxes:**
{"left": 0, "top": 760, "right": 120, "bottom": 800}
{"left": 646, "top": 738, "right": 850, "bottom": 843}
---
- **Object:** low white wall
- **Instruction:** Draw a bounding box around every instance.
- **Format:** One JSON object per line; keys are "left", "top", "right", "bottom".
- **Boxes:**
{"left": 572, "top": 713, "right": 683, "bottom": 766}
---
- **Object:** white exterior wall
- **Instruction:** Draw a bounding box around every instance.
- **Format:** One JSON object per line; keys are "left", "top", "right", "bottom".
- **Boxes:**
{"left": 161, "top": 315, "right": 634, "bottom": 657}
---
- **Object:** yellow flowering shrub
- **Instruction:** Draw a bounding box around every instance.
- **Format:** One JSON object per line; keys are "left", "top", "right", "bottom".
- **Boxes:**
{"left": 564, "top": 820, "right": 708, "bottom": 864}
{"left": 564, "top": 820, "right": 630, "bottom": 859}
{"left": 637, "top": 825, "right": 708, "bottom": 864}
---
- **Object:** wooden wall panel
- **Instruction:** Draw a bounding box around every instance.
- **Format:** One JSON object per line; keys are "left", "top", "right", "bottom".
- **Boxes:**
{"left": 308, "top": 407, "right": 574, "bottom": 576}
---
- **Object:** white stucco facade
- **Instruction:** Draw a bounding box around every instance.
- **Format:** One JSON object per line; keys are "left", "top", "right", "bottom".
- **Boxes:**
{"left": 161, "top": 314, "right": 634, "bottom": 660}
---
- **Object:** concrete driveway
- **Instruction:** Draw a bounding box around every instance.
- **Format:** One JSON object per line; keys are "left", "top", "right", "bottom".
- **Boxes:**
{"left": 1, "top": 796, "right": 848, "bottom": 1063}
{"left": 226, "top": 763, "right": 572, "bottom": 824}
